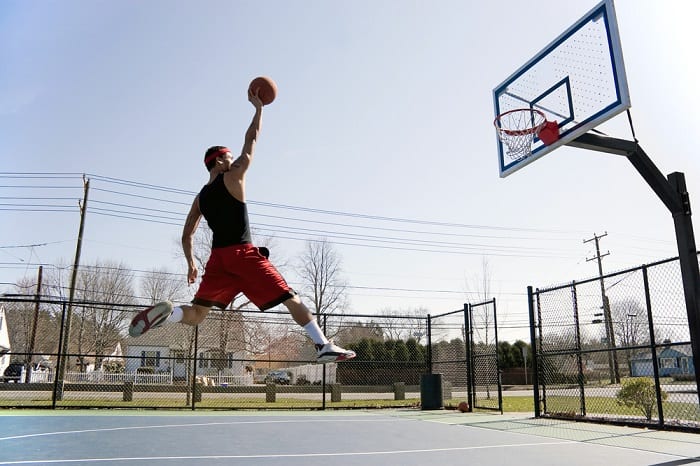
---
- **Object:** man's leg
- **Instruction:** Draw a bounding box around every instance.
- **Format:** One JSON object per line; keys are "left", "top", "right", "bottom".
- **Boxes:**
{"left": 129, "top": 302, "right": 211, "bottom": 337}
{"left": 282, "top": 295, "right": 356, "bottom": 363}
{"left": 177, "top": 304, "right": 211, "bottom": 326}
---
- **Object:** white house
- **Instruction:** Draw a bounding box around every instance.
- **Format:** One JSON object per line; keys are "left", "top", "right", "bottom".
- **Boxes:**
{"left": 125, "top": 315, "right": 249, "bottom": 383}
{"left": 0, "top": 306, "right": 11, "bottom": 376}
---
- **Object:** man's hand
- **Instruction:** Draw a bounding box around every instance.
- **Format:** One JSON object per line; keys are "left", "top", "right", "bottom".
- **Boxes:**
{"left": 187, "top": 263, "right": 199, "bottom": 285}
{"left": 248, "top": 88, "right": 263, "bottom": 110}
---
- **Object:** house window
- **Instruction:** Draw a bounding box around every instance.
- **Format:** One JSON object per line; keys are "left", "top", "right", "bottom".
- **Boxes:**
{"left": 659, "top": 357, "right": 677, "bottom": 369}
{"left": 227, "top": 352, "right": 236, "bottom": 369}
{"left": 172, "top": 350, "right": 185, "bottom": 363}
{"left": 198, "top": 352, "right": 210, "bottom": 369}
{"left": 141, "top": 351, "right": 161, "bottom": 367}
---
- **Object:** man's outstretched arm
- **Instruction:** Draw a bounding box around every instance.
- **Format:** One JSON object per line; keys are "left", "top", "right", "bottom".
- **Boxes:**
{"left": 235, "top": 90, "right": 264, "bottom": 171}
{"left": 182, "top": 196, "right": 202, "bottom": 284}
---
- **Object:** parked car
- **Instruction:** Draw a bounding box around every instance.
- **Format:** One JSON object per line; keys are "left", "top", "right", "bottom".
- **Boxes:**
{"left": 264, "top": 370, "right": 290, "bottom": 385}
{"left": 2, "top": 362, "right": 24, "bottom": 383}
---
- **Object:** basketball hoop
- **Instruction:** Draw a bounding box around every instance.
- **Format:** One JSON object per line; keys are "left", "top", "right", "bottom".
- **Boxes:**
{"left": 493, "top": 108, "right": 547, "bottom": 160}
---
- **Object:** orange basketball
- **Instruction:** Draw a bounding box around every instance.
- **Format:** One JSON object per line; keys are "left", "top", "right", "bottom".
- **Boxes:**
{"left": 248, "top": 76, "right": 277, "bottom": 105}
{"left": 458, "top": 401, "right": 469, "bottom": 413}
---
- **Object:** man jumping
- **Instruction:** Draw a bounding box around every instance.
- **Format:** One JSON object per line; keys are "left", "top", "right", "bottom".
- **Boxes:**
{"left": 128, "top": 88, "right": 355, "bottom": 364}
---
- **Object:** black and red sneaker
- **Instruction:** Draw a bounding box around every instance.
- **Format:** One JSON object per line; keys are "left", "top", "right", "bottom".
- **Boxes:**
{"left": 316, "top": 342, "right": 356, "bottom": 363}
{"left": 128, "top": 301, "right": 173, "bottom": 337}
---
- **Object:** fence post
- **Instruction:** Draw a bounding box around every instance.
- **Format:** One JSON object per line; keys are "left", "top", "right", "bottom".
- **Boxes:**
{"left": 191, "top": 325, "right": 199, "bottom": 411}
{"left": 571, "top": 282, "right": 586, "bottom": 416}
{"left": 330, "top": 383, "right": 341, "bottom": 402}
{"left": 52, "top": 301, "right": 69, "bottom": 406}
{"left": 492, "top": 298, "right": 503, "bottom": 414}
{"left": 123, "top": 381, "right": 133, "bottom": 402}
{"left": 527, "top": 286, "right": 541, "bottom": 417}
{"left": 265, "top": 382, "right": 276, "bottom": 402}
{"left": 322, "top": 314, "right": 327, "bottom": 410}
{"left": 426, "top": 315, "right": 432, "bottom": 373}
{"left": 393, "top": 382, "right": 405, "bottom": 400}
{"left": 464, "top": 303, "right": 473, "bottom": 412}
{"left": 642, "top": 265, "right": 665, "bottom": 426}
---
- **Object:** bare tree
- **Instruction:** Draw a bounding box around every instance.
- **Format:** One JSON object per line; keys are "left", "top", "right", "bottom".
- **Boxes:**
{"left": 611, "top": 298, "right": 649, "bottom": 375}
{"left": 297, "top": 239, "right": 348, "bottom": 317}
{"left": 467, "top": 257, "right": 496, "bottom": 398}
{"left": 468, "top": 257, "right": 495, "bottom": 345}
{"left": 71, "top": 260, "right": 134, "bottom": 370}
{"left": 3, "top": 278, "right": 61, "bottom": 364}
{"left": 140, "top": 267, "right": 189, "bottom": 305}
{"left": 374, "top": 306, "right": 428, "bottom": 341}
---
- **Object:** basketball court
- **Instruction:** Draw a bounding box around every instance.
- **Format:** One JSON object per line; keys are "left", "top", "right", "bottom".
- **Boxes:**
{"left": 0, "top": 409, "right": 697, "bottom": 465}
{"left": 0, "top": 1, "right": 698, "bottom": 465}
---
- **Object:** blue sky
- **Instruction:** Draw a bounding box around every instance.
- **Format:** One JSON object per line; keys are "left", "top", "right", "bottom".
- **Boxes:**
{"left": 1, "top": 0, "right": 699, "bottom": 342}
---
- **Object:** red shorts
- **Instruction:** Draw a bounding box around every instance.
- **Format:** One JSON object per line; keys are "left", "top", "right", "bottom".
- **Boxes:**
{"left": 194, "top": 243, "right": 295, "bottom": 310}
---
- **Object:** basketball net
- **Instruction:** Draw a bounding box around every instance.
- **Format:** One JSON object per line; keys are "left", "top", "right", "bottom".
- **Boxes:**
{"left": 494, "top": 108, "right": 546, "bottom": 160}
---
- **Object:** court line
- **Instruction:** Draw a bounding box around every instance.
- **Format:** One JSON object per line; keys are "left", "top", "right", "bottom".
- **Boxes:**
{"left": 0, "top": 418, "right": 404, "bottom": 442}
{"left": 0, "top": 441, "right": 577, "bottom": 464}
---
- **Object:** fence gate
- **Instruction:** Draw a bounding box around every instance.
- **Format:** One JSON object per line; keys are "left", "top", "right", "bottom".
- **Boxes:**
{"left": 468, "top": 299, "right": 502, "bottom": 412}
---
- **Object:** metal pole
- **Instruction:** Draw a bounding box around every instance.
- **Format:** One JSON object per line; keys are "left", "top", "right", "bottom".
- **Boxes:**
{"left": 527, "top": 286, "right": 541, "bottom": 417}
{"left": 322, "top": 314, "right": 327, "bottom": 410}
{"left": 426, "top": 315, "right": 432, "bottom": 374}
{"left": 463, "top": 303, "right": 473, "bottom": 412}
{"left": 668, "top": 172, "right": 700, "bottom": 403}
{"left": 51, "top": 301, "right": 68, "bottom": 408}
{"left": 191, "top": 325, "right": 199, "bottom": 411}
{"left": 568, "top": 133, "right": 700, "bottom": 402}
{"left": 572, "top": 282, "right": 586, "bottom": 416}
{"left": 642, "top": 266, "right": 665, "bottom": 426}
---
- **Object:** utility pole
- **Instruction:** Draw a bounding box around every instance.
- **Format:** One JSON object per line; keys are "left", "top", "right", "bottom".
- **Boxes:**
{"left": 584, "top": 232, "right": 620, "bottom": 384}
{"left": 26, "top": 266, "right": 43, "bottom": 383}
{"left": 56, "top": 176, "right": 89, "bottom": 400}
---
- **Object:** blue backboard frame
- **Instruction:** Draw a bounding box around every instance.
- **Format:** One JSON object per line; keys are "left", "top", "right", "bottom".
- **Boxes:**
{"left": 494, "top": 0, "right": 631, "bottom": 178}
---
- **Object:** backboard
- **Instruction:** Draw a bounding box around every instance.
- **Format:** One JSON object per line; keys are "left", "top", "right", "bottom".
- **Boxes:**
{"left": 494, "top": 0, "right": 630, "bottom": 178}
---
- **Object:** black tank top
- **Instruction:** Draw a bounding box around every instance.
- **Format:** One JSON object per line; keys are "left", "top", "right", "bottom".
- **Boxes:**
{"left": 198, "top": 174, "right": 252, "bottom": 248}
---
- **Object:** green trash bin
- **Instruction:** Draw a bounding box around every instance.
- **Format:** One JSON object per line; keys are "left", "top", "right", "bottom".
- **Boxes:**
{"left": 420, "top": 373, "right": 443, "bottom": 410}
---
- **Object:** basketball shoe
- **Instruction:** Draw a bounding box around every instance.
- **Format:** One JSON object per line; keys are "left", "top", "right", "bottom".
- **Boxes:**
{"left": 128, "top": 301, "right": 173, "bottom": 337}
{"left": 316, "top": 342, "right": 356, "bottom": 363}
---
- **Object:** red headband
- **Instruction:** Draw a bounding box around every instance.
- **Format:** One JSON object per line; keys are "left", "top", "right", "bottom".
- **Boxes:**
{"left": 204, "top": 147, "right": 231, "bottom": 166}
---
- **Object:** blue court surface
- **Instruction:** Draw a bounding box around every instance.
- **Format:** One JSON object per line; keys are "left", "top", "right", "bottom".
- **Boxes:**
{"left": 0, "top": 410, "right": 698, "bottom": 465}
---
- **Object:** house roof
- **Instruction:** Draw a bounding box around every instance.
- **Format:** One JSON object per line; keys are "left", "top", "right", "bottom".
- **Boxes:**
{"left": 630, "top": 346, "right": 692, "bottom": 361}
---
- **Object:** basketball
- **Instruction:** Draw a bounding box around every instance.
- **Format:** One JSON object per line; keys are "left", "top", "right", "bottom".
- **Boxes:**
{"left": 458, "top": 401, "right": 469, "bottom": 413}
{"left": 248, "top": 76, "right": 277, "bottom": 105}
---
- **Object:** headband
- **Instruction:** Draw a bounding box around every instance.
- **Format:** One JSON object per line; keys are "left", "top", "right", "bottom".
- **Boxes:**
{"left": 204, "top": 147, "right": 231, "bottom": 166}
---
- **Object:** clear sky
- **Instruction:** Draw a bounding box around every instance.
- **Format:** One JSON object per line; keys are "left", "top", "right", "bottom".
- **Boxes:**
{"left": 1, "top": 0, "right": 699, "bottom": 342}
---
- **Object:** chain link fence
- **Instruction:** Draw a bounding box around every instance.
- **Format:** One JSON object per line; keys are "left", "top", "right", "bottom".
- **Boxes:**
{"left": 530, "top": 256, "right": 700, "bottom": 431}
{"left": 0, "top": 297, "right": 454, "bottom": 410}
{"left": 428, "top": 307, "right": 469, "bottom": 408}
{"left": 468, "top": 299, "right": 502, "bottom": 412}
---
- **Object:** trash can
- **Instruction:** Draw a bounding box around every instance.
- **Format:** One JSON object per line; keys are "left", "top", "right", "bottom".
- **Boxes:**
{"left": 420, "top": 373, "right": 443, "bottom": 410}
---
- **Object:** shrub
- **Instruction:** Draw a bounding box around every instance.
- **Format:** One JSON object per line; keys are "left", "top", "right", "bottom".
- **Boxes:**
{"left": 616, "top": 377, "right": 667, "bottom": 420}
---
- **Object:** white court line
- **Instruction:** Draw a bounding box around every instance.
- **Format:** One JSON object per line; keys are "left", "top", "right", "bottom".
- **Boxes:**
{"left": 0, "top": 418, "right": 404, "bottom": 442}
{"left": 0, "top": 441, "right": 576, "bottom": 464}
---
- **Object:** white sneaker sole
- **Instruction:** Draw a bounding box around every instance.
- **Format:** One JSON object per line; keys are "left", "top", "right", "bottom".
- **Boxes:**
{"left": 317, "top": 351, "right": 357, "bottom": 364}
{"left": 129, "top": 302, "right": 173, "bottom": 337}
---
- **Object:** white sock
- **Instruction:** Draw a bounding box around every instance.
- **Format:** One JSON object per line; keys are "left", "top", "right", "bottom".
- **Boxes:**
{"left": 167, "top": 306, "right": 183, "bottom": 323}
{"left": 303, "top": 320, "right": 329, "bottom": 346}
